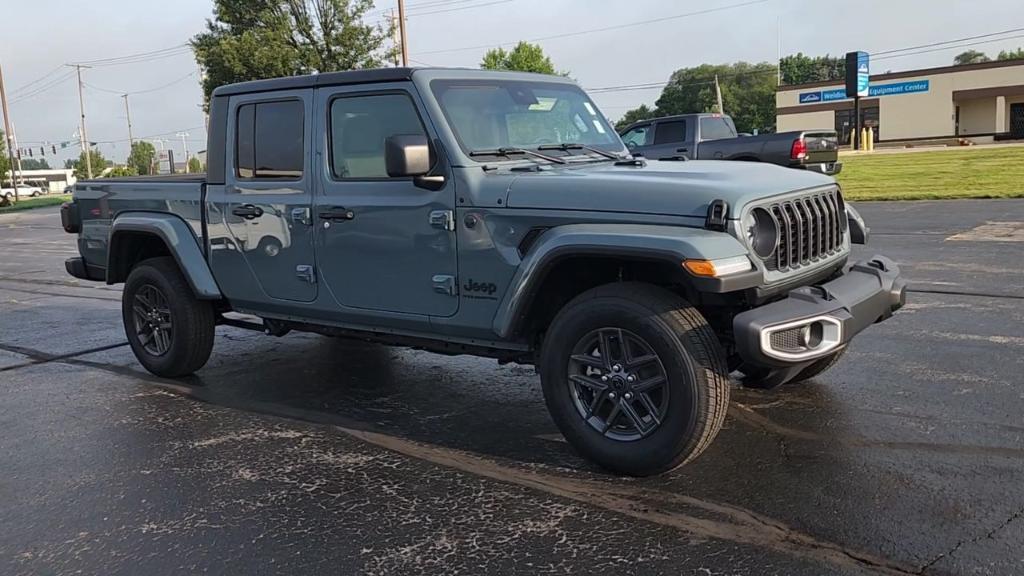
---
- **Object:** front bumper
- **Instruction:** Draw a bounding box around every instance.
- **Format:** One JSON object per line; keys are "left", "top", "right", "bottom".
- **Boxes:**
{"left": 733, "top": 256, "right": 905, "bottom": 368}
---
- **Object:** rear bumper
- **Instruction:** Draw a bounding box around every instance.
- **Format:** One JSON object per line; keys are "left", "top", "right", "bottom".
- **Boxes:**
{"left": 65, "top": 257, "right": 104, "bottom": 282}
{"left": 733, "top": 256, "right": 905, "bottom": 368}
{"left": 801, "top": 161, "right": 842, "bottom": 176}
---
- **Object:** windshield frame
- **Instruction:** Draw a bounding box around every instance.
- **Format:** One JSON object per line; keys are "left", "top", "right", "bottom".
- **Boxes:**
{"left": 428, "top": 78, "right": 626, "bottom": 163}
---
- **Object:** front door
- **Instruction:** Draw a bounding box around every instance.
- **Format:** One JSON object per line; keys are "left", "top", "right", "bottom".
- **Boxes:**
{"left": 208, "top": 90, "right": 317, "bottom": 305}
{"left": 1011, "top": 103, "right": 1024, "bottom": 139}
{"left": 314, "top": 84, "right": 458, "bottom": 317}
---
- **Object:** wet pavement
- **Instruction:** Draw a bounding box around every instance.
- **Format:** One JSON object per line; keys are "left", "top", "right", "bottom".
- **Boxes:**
{"left": 1, "top": 201, "right": 1022, "bottom": 575}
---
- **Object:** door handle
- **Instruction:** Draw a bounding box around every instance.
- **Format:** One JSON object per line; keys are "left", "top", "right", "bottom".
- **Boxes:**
{"left": 318, "top": 206, "right": 355, "bottom": 222}
{"left": 676, "top": 147, "right": 689, "bottom": 153}
{"left": 232, "top": 204, "right": 263, "bottom": 220}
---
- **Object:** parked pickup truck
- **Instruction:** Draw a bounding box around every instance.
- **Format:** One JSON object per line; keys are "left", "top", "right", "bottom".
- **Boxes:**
{"left": 61, "top": 68, "right": 903, "bottom": 476}
{"left": 619, "top": 113, "right": 842, "bottom": 175}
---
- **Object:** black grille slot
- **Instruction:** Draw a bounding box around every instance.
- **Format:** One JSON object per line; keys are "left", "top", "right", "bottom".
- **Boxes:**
{"left": 770, "top": 327, "right": 805, "bottom": 352}
{"left": 769, "top": 189, "right": 844, "bottom": 271}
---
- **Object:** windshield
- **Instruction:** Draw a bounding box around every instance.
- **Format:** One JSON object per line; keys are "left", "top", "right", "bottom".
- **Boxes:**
{"left": 430, "top": 79, "right": 624, "bottom": 159}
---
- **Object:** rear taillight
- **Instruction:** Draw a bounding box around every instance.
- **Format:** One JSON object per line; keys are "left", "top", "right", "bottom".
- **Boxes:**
{"left": 790, "top": 138, "right": 807, "bottom": 160}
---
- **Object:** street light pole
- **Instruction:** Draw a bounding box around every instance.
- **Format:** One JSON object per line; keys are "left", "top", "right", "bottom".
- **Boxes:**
{"left": 70, "top": 64, "right": 93, "bottom": 179}
{"left": 0, "top": 58, "right": 22, "bottom": 200}
{"left": 123, "top": 94, "right": 134, "bottom": 148}
{"left": 176, "top": 132, "right": 190, "bottom": 174}
{"left": 397, "top": 0, "right": 409, "bottom": 66}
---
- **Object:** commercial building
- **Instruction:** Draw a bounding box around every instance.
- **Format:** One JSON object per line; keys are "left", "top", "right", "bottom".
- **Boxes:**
{"left": 5, "top": 169, "right": 76, "bottom": 193}
{"left": 776, "top": 58, "right": 1024, "bottom": 145}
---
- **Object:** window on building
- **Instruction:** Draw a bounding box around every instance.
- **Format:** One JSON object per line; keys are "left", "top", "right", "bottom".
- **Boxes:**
{"left": 236, "top": 100, "right": 304, "bottom": 180}
{"left": 329, "top": 93, "right": 427, "bottom": 179}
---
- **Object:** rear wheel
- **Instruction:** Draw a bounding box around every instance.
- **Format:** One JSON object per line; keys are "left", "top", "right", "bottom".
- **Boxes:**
{"left": 539, "top": 282, "right": 730, "bottom": 476}
{"left": 122, "top": 257, "right": 215, "bottom": 377}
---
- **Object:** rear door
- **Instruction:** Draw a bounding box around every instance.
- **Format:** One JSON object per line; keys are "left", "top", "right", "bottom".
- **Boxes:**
{"left": 314, "top": 83, "right": 459, "bottom": 317}
{"left": 207, "top": 90, "right": 317, "bottom": 305}
{"left": 646, "top": 118, "right": 690, "bottom": 159}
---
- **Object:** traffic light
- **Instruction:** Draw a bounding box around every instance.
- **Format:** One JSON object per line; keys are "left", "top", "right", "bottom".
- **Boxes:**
{"left": 27, "top": 148, "right": 32, "bottom": 157}
{"left": 52, "top": 145, "right": 57, "bottom": 155}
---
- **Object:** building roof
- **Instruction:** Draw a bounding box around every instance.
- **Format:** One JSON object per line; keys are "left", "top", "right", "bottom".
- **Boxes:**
{"left": 778, "top": 57, "right": 1024, "bottom": 92}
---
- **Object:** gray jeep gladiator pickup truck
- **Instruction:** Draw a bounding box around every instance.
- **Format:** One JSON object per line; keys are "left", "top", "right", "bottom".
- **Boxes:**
{"left": 61, "top": 68, "right": 904, "bottom": 476}
{"left": 619, "top": 113, "right": 842, "bottom": 175}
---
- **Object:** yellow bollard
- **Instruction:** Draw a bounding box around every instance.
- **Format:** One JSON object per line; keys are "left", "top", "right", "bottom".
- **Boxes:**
{"left": 866, "top": 127, "right": 874, "bottom": 151}
{"left": 859, "top": 127, "right": 869, "bottom": 152}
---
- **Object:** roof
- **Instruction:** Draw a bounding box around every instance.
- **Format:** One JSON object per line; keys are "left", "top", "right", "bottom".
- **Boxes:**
{"left": 778, "top": 57, "right": 1024, "bottom": 92}
{"left": 211, "top": 67, "right": 576, "bottom": 97}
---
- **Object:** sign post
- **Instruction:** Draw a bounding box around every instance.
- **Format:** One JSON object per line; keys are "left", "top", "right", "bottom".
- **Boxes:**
{"left": 845, "top": 51, "right": 870, "bottom": 149}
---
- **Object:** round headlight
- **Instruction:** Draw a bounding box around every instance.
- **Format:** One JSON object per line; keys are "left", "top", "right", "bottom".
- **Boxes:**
{"left": 744, "top": 207, "right": 778, "bottom": 259}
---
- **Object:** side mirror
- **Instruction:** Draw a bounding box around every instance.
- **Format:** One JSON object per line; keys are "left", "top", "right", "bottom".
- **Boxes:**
{"left": 385, "top": 134, "right": 432, "bottom": 177}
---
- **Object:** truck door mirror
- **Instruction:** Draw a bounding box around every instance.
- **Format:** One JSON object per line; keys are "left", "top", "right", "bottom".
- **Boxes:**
{"left": 386, "top": 134, "right": 432, "bottom": 177}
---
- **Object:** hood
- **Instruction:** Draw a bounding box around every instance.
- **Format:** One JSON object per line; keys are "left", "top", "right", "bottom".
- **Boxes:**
{"left": 504, "top": 159, "right": 836, "bottom": 218}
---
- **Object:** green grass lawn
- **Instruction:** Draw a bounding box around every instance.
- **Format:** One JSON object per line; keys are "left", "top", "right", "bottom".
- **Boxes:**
{"left": 835, "top": 146, "right": 1024, "bottom": 201}
{"left": 0, "top": 194, "right": 71, "bottom": 214}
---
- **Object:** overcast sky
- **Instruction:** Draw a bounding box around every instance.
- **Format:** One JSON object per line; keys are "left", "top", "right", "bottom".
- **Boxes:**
{"left": 2, "top": 0, "right": 1023, "bottom": 168}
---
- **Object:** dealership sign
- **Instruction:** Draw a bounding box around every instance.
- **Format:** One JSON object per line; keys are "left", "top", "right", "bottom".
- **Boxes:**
{"left": 799, "top": 80, "right": 930, "bottom": 104}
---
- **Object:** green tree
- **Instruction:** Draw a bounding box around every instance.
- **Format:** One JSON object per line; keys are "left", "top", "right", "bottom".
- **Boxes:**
{"left": 191, "top": 0, "right": 395, "bottom": 108}
{"left": 655, "top": 62, "right": 778, "bottom": 134}
{"left": 614, "top": 104, "right": 659, "bottom": 131}
{"left": 997, "top": 47, "right": 1024, "bottom": 60}
{"left": 70, "top": 149, "right": 108, "bottom": 179}
{"left": 0, "top": 129, "right": 10, "bottom": 183}
{"left": 20, "top": 158, "right": 51, "bottom": 170}
{"left": 779, "top": 53, "right": 845, "bottom": 85}
{"left": 953, "top": 50, "right": 990, "bottom": 65}
{"left": 188, "top": 156, "right": 204, "bottom": 173}
{"left": 106, "top": 165, "right": 138, "bottom": 178}
{"left": 127, "top": 141, "right": 157, "bottom": 175}
{"left": 481, "top": 41, "right": 565, "bottom": 75}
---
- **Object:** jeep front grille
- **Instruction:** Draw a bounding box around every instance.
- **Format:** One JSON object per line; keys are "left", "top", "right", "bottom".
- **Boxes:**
{"left": 767, "top": 189, "right": 845, "bottom": 271}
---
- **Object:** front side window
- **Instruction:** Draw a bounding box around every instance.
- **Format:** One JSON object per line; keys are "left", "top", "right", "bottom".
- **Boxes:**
{"left": 654, "top": 120, "right": 686, "bottom": 145}
{"left": 235, "top": 100, "right": 304, "bottom": 179}
{"left": 430, "top": 80, "right": 621, "bottom": 157}
{"left": 330, "top": 93, "right": 427, "bottom": 179}
{"left": 621, "top": 125, "right": 651, "bottom": 148}
{"left": 699, "top": 116, "right": 737, "bottom": 141}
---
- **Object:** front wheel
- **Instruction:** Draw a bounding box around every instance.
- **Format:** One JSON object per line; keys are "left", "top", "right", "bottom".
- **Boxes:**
{"left": 539, "top": 282, "right": 730, "bottom": 476}
{"left": 122, "top": 257, "right": 215, "bottom": 377}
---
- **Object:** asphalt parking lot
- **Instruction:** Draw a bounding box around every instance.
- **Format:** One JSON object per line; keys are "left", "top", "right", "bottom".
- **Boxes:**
{"left": 1, "top": 201, "right": 1022, "bottom": 575}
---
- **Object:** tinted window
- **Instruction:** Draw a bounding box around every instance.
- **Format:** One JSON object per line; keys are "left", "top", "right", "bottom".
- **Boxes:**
{"left": 330, "top": 93, "right": 426, "bottom": 179}
{"left": 621, "top": 125, "right": 652, "bottom": 148}
{"left": 699, "top": 116, "right": 737, "bottom": 141}
{"left": 654, "top": 120, "right": 686, "bottom": 145}
{"left": 236, "top": 100, "right": 304, "bottom": 179}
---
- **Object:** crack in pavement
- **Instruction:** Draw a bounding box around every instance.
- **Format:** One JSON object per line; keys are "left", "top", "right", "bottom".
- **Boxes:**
{"left": 0, "top": 284, "right": 121, "bottom": 302}
{"left": 919, "top": 505, "right": 1024, "bottom": 574}
{"left": 0, "top": 341, "right": 130, "bottom": 372}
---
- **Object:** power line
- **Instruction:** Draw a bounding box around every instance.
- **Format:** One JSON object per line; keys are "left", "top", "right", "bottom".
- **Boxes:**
{"left": 872, "top": 27, "right": 1024, "bottom": 57}
{"left": 71, "top": 43, "right": 190, "bottom": 66}
{"left": 406, "top": 0, "right": 513, "bottom": 17}
{"left": 9, "top": 71, "right": 76, "bottom": 104}
{"left": 874, "top": 32, "right": 1024, "bottom": 62}
{"left": 83, "top": 71, "right": 198, "bottom": 97}
{"left": 417, "top": 0, "right": 769, "bottom": 55}
{"left": 8, "top": 65, "right": 66, "bottom": 96}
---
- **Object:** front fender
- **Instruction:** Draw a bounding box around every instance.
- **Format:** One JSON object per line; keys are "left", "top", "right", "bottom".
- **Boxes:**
{"left": 492, "top": 223, "right": 755, "bottom": 339}
{"left": 108, "top": 212, "right": 222, "bottom": 300}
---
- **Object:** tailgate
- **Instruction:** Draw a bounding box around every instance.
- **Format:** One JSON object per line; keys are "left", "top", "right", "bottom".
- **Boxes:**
{"left": 801, "top": 131, "right": 839, "bottom": 163}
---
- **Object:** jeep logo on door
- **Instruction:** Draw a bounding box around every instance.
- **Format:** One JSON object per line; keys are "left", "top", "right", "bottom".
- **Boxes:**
{"left": 463, "top": 279, "right": 498, "bottom": 299}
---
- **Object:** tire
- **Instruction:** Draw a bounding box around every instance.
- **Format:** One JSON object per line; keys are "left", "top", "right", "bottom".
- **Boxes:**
{"left": 738, "top": 348, "right": 847, "bottom": 389}
{"left": 122, "top": 257, "right": 215, "bottom": 377}
{"left": 539, "top": 282, "right": 730, "bottom": 476}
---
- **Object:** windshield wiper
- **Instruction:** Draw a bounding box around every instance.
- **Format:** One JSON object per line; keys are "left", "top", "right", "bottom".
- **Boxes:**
{"left": 468, "top": 147, "right": 566, "bottom": 164}
{"left": 536, "top": 143, "right": 623, "bottom": 160}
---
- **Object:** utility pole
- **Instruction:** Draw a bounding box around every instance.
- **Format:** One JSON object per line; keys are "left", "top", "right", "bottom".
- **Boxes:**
{"left": 122, "top": 94, "right": 134, "bottom": 148}
{"left": 397, "top": 0, "right": 409, "bottom": 66}
{"left": 0, "top": 58, "right": 22, "bottom": 200}
{"left": 389, "top": 9, "right": 401, "bottom": 67}
{"left": 176, "top": 132, "right": 190, "bottom": 173}
{"left": 70, "top": 64, "right": 93, "bottom": 179}
{"left": 714, "top": 75, "right": 724, "bottom": 115}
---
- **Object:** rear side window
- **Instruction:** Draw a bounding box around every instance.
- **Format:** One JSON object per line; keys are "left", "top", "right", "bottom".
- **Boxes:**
{"left": 653, "top": 120, "right": 686, "bottom": 144}
{"left": 699, "top": 117, "right": 737, "bottom": 141}
{"left": 236, "top": 100, "right": 304, "bottom": 179}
